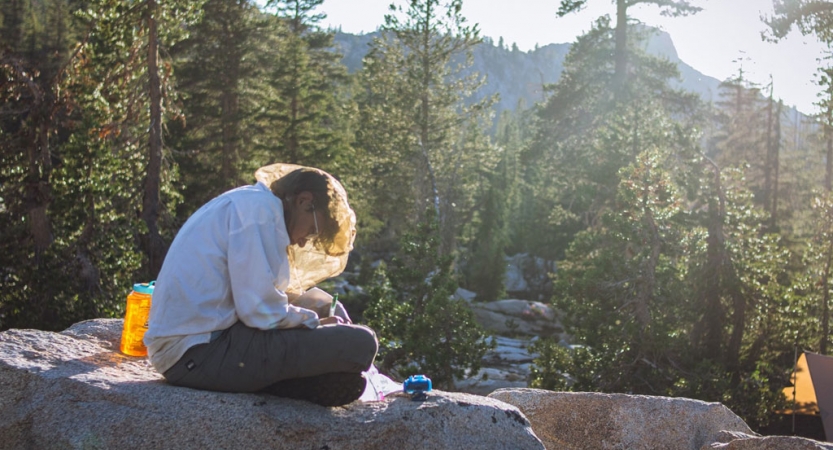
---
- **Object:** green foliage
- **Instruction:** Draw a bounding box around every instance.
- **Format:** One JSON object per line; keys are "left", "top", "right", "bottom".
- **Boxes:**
{"left": 765, "top": 0, "right": 833, "bottom": 43}
{"left": 524, "top": 14, "right": 809, "bottom": 422}
{"left": 463, "top": 189, "right": 507, "bottom": 302}
{"left": 168, "top": 0, "right": 358, "bottom": 218}
{"left": 793, "top": 193, "right": 833, "bottom": 353}
{"left": 355, "top": 0, "right": 496, "bottom": 255}
{"left": 0, "top": 0, "right": 154, "bottom": 330}
{"left": 261, "top": 0, "right": 357, "bottom": 173}
{"left": 168, "top": 0, "right": 273, "bottom": 215}
{"left": 463, "top": 152, "right": 511, "bottom": 302}
{"left": 521, "top": 18, "right": 704, "bottom": 260}
{"left": 707, "top": 71, "right": 790, "bottom": 224}
{"left": 556, "top": 0, "right": 588, "bottom": 17}
{"left": 551, "top": 150, "right": 688, "bottom": 392}
{"left": 680, "top": 164, "right": 796, "bottom": 428}
{"left": 557, "top": 0, "right": 700, "bottom": 20}
{"left": 462, "top": 108, "right": 530, "bottom": 301}
{"left": 80, "top": 0, "right": 204, "bottom": 278}
{"left": 527, "top": 337, "right": 574, "bottom": 391}
{"left": 534, "top": 149, "right": 800, "bottom": 429}
{"left": 364, "top": 210, "right": 493, "bottom": 389}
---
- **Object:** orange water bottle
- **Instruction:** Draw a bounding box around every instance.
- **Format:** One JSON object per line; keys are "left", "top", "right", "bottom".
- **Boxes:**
{"left": 120, "top": 281, "right": 155, "bottom": 357}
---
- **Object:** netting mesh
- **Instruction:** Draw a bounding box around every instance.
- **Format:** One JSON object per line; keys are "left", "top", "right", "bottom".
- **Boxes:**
{"left": 255, "top": 163, "right": 356, "bottom": 294}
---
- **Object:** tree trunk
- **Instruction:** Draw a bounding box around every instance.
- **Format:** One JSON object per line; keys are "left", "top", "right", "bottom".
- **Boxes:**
{"left": 764, "top": 83, "right": 773, "bottom": 222}
{"left": 16, "top": 61, "right": 55, "bottom": 260}
{"left": 417, "top": 1, "right": 441, "bottom": 242}
{"left": 725, "top": 276, "right": 746, "bottom": 375}
{"left": 77, "top": 160, "right": 101, "bottom": 299}
{"left": 771, "top": 101, "right": 781, "bottom": 229}
{"left": 826, "top": 122, "right": 833, "bottom": 192}
{"left": 221, "top": 86, "right": 239, "bottom": 187}
{"left": 141, "top": 0, "right": 167, "bottom": 277}
{"left": 288, "top": 75, "right": 299, "bottom": 162}
{"left": 634, "top": 208, "right": 660, "bottom": 329}
{"left": 27, "top": 105, "right": 54, "bottom": 258}
{"left": 701, "top": 159, "right": 726, "bottom": 357}
{"left": 821, "top": 237, "right": 832, "bottom": 355}
{"left": 614, "top": 0, "right": 628, "bottom": 93}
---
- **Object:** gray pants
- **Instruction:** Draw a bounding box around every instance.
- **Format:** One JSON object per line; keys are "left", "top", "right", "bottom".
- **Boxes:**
{"left": 163, "top": 321, "right": 378, "bottom": 393}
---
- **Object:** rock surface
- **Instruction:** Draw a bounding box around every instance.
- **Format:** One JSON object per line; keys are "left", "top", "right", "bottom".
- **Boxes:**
{"left": 504, "top": 253, "right": 555, "bottom": 297}
{"left": 489, "top": 388, "right": 754, "bottom": 450}
{"left": 455, "top": 336, "right": 536, "bottom": 395}
{"left": 706, "top": 431, "right": 833, "bottom": 449}
{"left": 0, "top": 319, "right": 544, "bottom": 450}
{"left": 468, "top": 299, "right": 563, "bottom": 337}
{"left": 454, "top": 288, "right": 566, "bottom": 395}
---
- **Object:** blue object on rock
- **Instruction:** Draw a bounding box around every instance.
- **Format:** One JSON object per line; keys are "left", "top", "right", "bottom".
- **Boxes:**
{"left": 403, "top": 374, "right": 432, "bottom": 401}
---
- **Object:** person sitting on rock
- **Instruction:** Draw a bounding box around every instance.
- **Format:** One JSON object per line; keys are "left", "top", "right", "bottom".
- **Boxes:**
{"left": 144, "top": 163, "right": 378, "bottom": 407}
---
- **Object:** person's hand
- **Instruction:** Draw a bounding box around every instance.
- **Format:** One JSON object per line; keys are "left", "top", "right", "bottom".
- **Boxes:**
{"left": 319, "top": 316, "right": 346, "bottom": 326}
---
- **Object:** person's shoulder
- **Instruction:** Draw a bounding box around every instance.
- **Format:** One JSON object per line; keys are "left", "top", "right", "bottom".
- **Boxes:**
{"left": 225, "top": 183, "right": 275, "bottom": 199}
{"left": 224, "top": 183, "right": 264, "bottom": 195}
{"left": 218, "top": 183, "right": 271, "bottom": 202}
{"left": 189, "top": 184, "right": 268, "bottom": 217}
{"left": 225, "top": 183, "right": 282, "bottom": 213}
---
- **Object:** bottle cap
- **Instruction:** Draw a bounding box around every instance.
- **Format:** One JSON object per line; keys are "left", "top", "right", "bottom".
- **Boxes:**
{"left": 132, "top": 281, "right": 156, "bottom": 295}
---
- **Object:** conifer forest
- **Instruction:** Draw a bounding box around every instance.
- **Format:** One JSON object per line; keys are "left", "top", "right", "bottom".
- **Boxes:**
{"left": 3, "top": 0, "right": 833, "bottom": 430}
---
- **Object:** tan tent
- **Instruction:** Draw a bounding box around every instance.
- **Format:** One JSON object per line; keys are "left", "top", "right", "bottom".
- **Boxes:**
{"left": 782, "top": 352, "right": 833, "bottom": 441}
{"left": 782, "top": 352, "right": 819, "bottom": 415}
{"left": 806, "top": 352, "right": 833, "bottom": 442}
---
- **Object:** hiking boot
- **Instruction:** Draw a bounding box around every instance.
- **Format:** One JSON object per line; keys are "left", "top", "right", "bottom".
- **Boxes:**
{"left": 264, "top": 372, "right": 367, "bottom": 407}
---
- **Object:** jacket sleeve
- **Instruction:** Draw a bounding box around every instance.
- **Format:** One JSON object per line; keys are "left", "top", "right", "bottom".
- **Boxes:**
{"left": 226, "top": 206, "right": 320, "bottom": 330}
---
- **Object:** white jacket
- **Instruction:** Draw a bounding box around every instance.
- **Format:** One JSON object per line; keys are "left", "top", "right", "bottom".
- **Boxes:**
{"left": 144, "top": 182, "right": 320, "bottom": 373}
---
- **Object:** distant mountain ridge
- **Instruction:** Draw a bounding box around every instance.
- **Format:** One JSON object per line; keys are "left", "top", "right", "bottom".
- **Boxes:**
{"left": 334, "top": 31, "right": 570, "bottom": 115}
{"left": 333, "top": 28, "right": 724, "bottom": 117}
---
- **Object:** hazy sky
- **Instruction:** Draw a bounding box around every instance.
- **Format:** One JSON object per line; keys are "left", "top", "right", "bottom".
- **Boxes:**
{"left": 318, "top": 0, "right": 829, "bottom": 114}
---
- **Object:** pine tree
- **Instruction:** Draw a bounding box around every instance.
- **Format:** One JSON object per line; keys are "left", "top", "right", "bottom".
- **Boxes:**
{"left": 77, "top": 0, "right": 203, "bottom": 278}
{"left": 523, "top": 19, "right": 702, "bottom": 259}
{"left": 556, "top": 0, "right": 700, "bottom": 93}
{"left": 550, "top": 149, "right": 690, "bottom": 393}
{"left": 799, "top": 194, "right": 833, "bottom": 354}
{"left": 684, "top": 157, "right": 794, "bottom": 427}
{"left": 169, "top": 0, "right": 269, "bottom": 214}
{"left": 540, "top": 146, "right": 796, "bottom": 428}
{"left": 0, "top": 0, "right": 83, "bottom": 329}
{"left": 464, "top": 163, "right": 509, "bottom": 302}
{"left": 766, "top": 0, "right": 833, "bottom": 45}
{"left": 817, "top": 61, "right": 833, "bottom": 193}
{"left": 0, "top": 0, "right": 78, "bottom": 263}
{"left": 355, "top": 0, "right": 496, "bottom": 255}
{"left": 0, "top": 0, "right": 203, "bottom": 328}
{"left": 364, "top": 210, "right": 493, "bottom": 389}
{"left": 708, "top": 68, "right": 771, "bottom": 210}
{"left": 463, "top": 109, "right": 524, "bottom": 301}
{"left": 262, "top": 0, "right": 355, "bottom": 173}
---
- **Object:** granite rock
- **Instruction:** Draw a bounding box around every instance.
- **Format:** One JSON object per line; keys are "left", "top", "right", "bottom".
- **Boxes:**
{"left": 489, "top": 388, "right": 754, "bottom": 450}
{"left": 469, "top": 299, "right": 563, "bottom": 337}
{"left": 705, "top": 431, "right": 833, "bottom": 450}
{"left": 0, "top": 319, "right": 544, "bottom": 450}
{"left": 455, "top": 336, "right": 536, "bottom": 395}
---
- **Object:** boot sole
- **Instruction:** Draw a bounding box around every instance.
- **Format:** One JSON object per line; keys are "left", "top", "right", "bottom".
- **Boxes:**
{"left": 265, "top": 372, "right": 367, "bottom": 407}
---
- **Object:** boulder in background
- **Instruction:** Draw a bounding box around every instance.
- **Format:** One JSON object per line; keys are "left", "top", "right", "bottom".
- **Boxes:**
{"left": 706, "top": 431, "right": 833, "bottom": 449}
{"left": 489, "top": 388, "right": 754, "bottom": 450}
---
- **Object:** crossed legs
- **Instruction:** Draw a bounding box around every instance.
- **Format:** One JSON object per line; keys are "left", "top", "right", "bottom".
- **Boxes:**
{"left": 163, "top": 321, "right": 378, "bottom": 405}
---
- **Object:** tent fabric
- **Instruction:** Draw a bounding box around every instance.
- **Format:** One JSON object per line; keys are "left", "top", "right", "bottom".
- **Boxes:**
{"left": 782, "top": 352, "right": 820, "bottom": 415}
{"left": 806, "top": 352, "right": 833, "bottom": 442}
